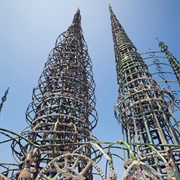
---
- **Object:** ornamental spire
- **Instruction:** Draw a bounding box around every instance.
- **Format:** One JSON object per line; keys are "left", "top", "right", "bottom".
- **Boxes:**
{"left": 109, "top": 4, "right": 137, "bottom": 60}
{"left": 18, "top": 9, "right": 98, "bottom": 179}
{"left": 0, "top": 87, "right": 9, "bottom": 113}
{"left": 157, "top": 38, "right": 180, "bottom": 85}
{"left": 109, "top": 5, "right": 180, "bottom": 179}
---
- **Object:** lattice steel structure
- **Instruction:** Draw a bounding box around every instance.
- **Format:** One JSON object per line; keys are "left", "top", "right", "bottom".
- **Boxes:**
{"left": 1, "top": 9, "right": 120, "bottom": 180}
{"left": 109, "top": 5, "right": 180, "bottom": 180}
{"left": 1, "top": 5, "right": 180, "bottom": 180}
{"left": 13, "top": 9, "right": 99, "bottom": 180}
{"left": 157, "top": 39, "right": 180, "bottom": 86}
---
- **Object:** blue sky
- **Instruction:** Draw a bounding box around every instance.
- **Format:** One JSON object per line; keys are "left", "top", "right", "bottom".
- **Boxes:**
{"left": 0, "top": 0, "right": 180, "bottom": 178}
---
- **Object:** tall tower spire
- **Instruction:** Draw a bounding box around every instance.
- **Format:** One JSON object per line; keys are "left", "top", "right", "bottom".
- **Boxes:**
{"left": 157, "top": 38, "right": 180, "bottom": 85}
{"left": 109, "top": 5, "right": 180, "bottom": 179}
{"left": 17, "top": 9, "right": 98, "bottom": 179}
{"left": 109, "top": 5, "right": 137, "bottom": 57}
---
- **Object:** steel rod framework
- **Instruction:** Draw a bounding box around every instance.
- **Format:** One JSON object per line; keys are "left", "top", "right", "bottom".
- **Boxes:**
{"left": 157, "top": 38, "right": 180, "bottom": 86}
{"left": 1, "top": 6, "right": 180, "bottom": 180}
{"left": 109, "top": 5, "right": 180, "bottom": 180}
{"left": 15, "top": 9, "right": 99, "bottom": 180}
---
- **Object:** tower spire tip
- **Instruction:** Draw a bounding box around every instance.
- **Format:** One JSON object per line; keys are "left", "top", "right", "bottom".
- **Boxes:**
{"left": 156, "top": 37, "right": 159, "bottom": 42}
{"left": 109, "top": 4, "right": 112, "bottom": 11}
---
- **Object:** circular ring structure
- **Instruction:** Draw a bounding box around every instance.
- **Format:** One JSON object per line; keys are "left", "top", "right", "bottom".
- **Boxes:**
{"left": 36, "top": 153, "right": 106, "bottom": 180}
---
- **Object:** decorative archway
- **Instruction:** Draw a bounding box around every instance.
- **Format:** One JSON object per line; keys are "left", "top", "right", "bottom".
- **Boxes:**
{"left": 122, "top": 161, "right": 161, "bottom": 180}
{"left": 36, "top": 153, "right": 107, "bottom": 180}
